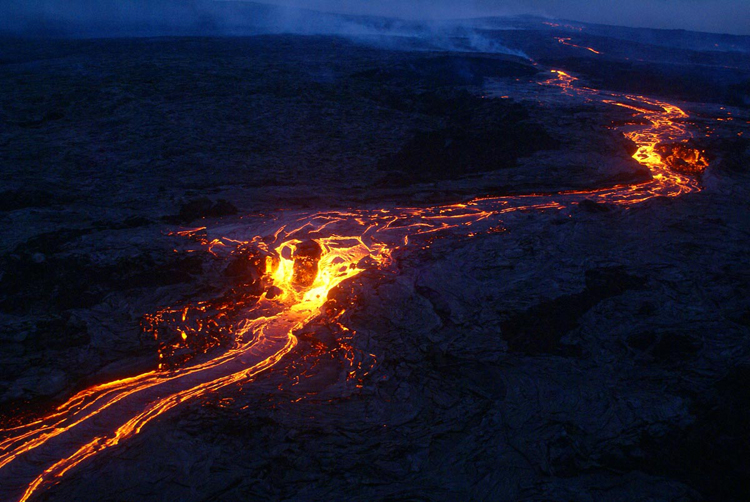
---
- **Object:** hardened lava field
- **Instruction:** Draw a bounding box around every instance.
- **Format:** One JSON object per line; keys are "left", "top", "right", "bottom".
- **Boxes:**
{"left": 1, "top": 10, "right": 750, "bottom": 502}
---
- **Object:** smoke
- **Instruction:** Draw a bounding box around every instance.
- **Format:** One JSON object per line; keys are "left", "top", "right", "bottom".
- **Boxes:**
{"left": 269, "top": 0, "right": 748, "bottom": 35}
{"left": 0, "top": 1, "right": 529, "bottom": 58}
{"left": 530, "top": 0, "right": 750, "bottom": 36}
{"left": 0, "top": 0, "right": 747, "bottom": 40}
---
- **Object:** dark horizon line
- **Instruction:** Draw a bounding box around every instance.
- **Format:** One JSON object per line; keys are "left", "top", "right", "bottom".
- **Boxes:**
{"left": 1, "top": 1, "right": 748, "bottom": 41}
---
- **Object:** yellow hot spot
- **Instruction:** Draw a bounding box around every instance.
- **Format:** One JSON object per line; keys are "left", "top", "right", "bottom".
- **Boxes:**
{"left": 271, "top": 240, "right": 299, "bottom": 294}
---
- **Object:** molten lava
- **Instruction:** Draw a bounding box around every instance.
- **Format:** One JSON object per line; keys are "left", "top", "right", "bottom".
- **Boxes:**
{"left": 555, "top": 37, "right": 602, "bottom": 54}
{"left": 543, "top": 22, "right": 584, "bottom": 32}
{"left": 655, "top": 142, "right": 709, "bottom": 174}
{"left": 0, "top": 67, "right": 714, "bottom": 501}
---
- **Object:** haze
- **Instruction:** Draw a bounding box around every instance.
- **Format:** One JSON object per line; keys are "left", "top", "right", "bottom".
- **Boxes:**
{"left": 1, "top": 0, "right": 748, "bottom": 37}
{"left": 272, "top": 0, "right": 750, "bottom": 35}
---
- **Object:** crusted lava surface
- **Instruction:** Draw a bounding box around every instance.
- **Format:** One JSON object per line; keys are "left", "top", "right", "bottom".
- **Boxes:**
{"left": 1, "top": 13, "right": 750, "bottom": 502}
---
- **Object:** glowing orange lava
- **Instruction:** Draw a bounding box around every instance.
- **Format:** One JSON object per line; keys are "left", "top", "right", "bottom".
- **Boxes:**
{"left": 555, "top": 37, "right": 601, "bottom": 54}
{"left": 0, "top": 67, "right": 712, "bottom": 501}
{"left": 543, "top": 22, "right": 584, "bottom": 32}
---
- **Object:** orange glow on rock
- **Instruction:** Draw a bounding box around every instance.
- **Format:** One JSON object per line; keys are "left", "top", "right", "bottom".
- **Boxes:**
{"left": 0, "top": 66, "right": 716, "bottom": 502}
{"left": 555, "top": 37, "right": 601, "bottom": 54}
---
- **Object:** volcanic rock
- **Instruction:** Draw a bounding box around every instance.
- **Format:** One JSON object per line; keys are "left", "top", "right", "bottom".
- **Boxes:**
{"left": 578, "top": 199, "right": 611, "bottom": 213}
{"left": 0, "top": 189, "right": 59, "bottom": 212}
{"left": 292, "top": 240, "right": 322, "bottom": 287}
{"left": 167, "top": 197, "right": 238, "bottom": 224}
{"left": 224, "top": 244, "right": 273, "bottom": 293}
{"left": 1, "top": 23, "right": 749, "bottom": 502}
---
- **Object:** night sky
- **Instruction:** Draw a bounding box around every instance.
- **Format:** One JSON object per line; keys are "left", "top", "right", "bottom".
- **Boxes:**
{"left": 1, "top": 0, "right": 749, "bottom": 36}
{"left": 271, "top": 0, "right": 750, "bottom": 35}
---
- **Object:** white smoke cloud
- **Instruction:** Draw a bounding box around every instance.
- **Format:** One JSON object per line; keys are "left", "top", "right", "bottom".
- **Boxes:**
{"left": 264, "top": 0, "right": 750, "bottom": 35}
{"left": 1, "top": 0, "right": 747, "bottom": 37}
{"left": 0, "top": 0, "right": 530, "bottom": 58}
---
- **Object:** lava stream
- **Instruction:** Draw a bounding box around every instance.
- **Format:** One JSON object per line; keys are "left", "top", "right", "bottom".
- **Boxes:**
{"left": 0, "top": 68, "right": 711, "bottom": 501}
{"left": 555, "top": 37, "right": 602, "bottom": 54}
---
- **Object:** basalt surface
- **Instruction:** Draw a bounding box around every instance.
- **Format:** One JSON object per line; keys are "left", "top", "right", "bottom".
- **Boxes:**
{"left": 1, "top": 25, "right": 750, "bottom": 502}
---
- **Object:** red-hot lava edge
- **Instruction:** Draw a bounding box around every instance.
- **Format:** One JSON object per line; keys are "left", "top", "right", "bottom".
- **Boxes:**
{"left": 0, "top": 69, "right": 712, "bottom": 501}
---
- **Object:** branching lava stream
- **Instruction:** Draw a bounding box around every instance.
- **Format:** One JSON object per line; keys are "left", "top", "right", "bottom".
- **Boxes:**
{"left": 0, "top": 69, "right": 711, "bottom": 501}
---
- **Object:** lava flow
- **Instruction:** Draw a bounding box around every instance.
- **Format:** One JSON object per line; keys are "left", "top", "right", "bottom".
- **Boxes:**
{"left": 555, "top": 36, "right": 602, "bottom": 54}
{"left": 0, "top": 68, "right": 711, "bottom": 501}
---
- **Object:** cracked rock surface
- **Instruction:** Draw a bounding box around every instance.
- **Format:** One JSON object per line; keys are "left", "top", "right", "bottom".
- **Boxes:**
{"left": 2, "top": 22, "right": 750, "bottom": 502}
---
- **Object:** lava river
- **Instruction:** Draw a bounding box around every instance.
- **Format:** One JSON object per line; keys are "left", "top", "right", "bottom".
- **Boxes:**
{"left": 0, "top": 69, "right": 712, "bottom": 501}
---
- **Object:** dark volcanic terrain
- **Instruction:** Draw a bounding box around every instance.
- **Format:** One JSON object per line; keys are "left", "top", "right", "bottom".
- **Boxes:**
{"left": 1, "top": 12, "right": 750, "bottom": 502}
